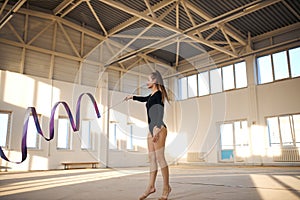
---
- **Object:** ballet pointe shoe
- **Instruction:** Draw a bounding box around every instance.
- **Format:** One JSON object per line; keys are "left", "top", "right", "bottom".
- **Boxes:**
{"left": 158, "top": 187, "right": 171, "bottom": 200}
{"left": 139, "top": 188, "right": 156, "bottom": 200}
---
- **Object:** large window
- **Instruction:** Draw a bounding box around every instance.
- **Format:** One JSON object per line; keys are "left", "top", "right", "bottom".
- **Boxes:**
{"left": 235, "top": 62, "right": 248, "bottom": 88}
{"left": 257, "top": 46, "right": 300, "bottom": 84}
{"left": 187, "top": 74, "right": 197, "bottom": 98}
{"left": 222, "top": 65, "right": 235, "bottom": 91}
{"left": 273, "top": 51, "right": 289, "bottom": 80}
{"left": 178, "top": 77, "right": 188, "bottom": 100}
{"left": 57, "top": 118, "right": 71, "bottom": 149}
{"left": 81, "top": 120, "right": 92, "bottom": 149}
{"left": 267, "top": 114, "right": 300, "bottom": 147}
{"left": 220, "top": 123, "right": 234, "bottom": 160}
{"left": 127, "top": 124, "right": 134, "bottom": 150}
{"left": 109, "top": 122, "right": 136, "bottom": 150}
{"left": 109, "top": 122, "right": 118, "bottom": 149}
{"left": 210, "top": 68, "right": 222, "bottom": 94}
{"left": 257, "top": 55, "right": 273, "bottom": 84}
{"left": 27, "top": 115, "right": 41, "bottom": 149}
{"left": 198, "top": 71, "right": 209, "bottom": 96}
{"left": 178, "top": 61, "right": 247, "bottom": 100}
{"left": 219, "top": 120, "right": 249, "bottom": 161}
{"left": 0, "top": 112, "right": 11, "bottom": 147}
{"left": 289, "top": 47, "right": 300, "bottom": 78}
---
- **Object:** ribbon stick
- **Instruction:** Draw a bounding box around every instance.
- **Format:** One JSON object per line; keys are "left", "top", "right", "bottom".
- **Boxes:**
{"left": 0, "top": 93, "right": 101, "bottom": 164}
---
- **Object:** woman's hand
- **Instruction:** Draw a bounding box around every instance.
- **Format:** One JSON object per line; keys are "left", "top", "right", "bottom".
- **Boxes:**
{"left": 124, "top": 95, "right": 133, "bottom": 101}
{"left": 152, "top": 126, "right": 161, "bottom": 143}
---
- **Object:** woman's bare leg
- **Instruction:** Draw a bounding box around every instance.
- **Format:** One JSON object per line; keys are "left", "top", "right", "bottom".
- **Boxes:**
{"left": 139, "top": 133, "right": 157, "bottom": 200}
{"left": 154, "top": 127, "right": 171, "bottom": 199}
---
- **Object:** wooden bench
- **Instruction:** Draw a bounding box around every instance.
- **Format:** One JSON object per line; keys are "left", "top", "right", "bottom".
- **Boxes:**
{"left": 61, "top": 162, "right": 99, "bottom": 170}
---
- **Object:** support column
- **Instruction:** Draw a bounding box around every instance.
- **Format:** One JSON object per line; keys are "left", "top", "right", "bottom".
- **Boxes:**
{"left": 245, "top": 54, "right": 265, "bottom": 164}
{"left": 246, "top": 54, "right": 258, "bottom": 125}
{"left": 97, "top": 71, "right": 109, "bottom": 168}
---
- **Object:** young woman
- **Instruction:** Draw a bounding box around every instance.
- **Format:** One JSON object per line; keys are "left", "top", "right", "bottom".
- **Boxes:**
{"left": 124, "top": 70, "right": 171, "bottom": 200}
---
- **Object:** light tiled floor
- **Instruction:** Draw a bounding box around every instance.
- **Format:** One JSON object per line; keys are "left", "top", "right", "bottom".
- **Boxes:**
{"left": 0, "top": 165, "right": 300, "bottom": 200}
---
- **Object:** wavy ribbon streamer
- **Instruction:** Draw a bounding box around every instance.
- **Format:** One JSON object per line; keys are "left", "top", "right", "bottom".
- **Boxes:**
{"left": 0, "top": 93, "right": 101, "bottom": 164}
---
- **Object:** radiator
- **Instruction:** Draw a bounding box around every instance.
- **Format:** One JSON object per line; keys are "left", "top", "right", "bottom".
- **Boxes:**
{"left": 187, "top": 152, "right": 206, "bottom": 162}
{"left": 273, "top": 148, "right": 300, "bottom": 162}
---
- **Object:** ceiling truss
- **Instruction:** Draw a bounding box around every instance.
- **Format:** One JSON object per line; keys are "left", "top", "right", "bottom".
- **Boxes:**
{"left": 0, "top": 0, "right": 298, "bottom": 78}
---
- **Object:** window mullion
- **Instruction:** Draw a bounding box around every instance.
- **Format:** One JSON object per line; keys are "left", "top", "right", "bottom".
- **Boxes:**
{"left": 232, "top": 122, "right": 237, "bottom": 161}
{"left": 233, "top": 64, "right": 237, "bottom": 89}
{"left": 286, "top": 50, "right": 292, "bottom": 78}
{"left": 277, "top": 117, "right": 283, "bottom": 148}
{"left": 208, "top": 70, "right": 211, "bottom": 94}
{"left": 186, "top": 77, "right": 189, "bottom": 98}
{"left": 196, "top": 73, "right": 199, "bottom": 97}
{"left": 271, "top": 53, "right": 275, "bottom": 82}
{"left": 221, "top": 67, "right": 224, "bottom": 92}
{"left": 290, "top": 115, "right": 296, "bottom": 147}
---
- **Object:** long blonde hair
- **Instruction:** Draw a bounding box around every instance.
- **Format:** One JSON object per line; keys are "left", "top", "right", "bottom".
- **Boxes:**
{"left": 151, "top": 70, "right": 169, "bottom": 103}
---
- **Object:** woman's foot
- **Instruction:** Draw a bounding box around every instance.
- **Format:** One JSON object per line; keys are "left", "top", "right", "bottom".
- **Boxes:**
{"left": 139, "top": 187, "right": 156, "bottom": 200}
{"left": 158, "top": 186, "right": 171, "bottom": 200}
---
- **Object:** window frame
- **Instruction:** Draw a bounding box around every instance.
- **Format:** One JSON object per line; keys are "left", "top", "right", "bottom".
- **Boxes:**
{"left": 222, "top": 64, "right": 235, "bottom": 91}
{"left": 57, "top": 117, "right": 72, "bottom": 150}
{"left": 81, "top": 120, "right": 92, "bottom": 150}
{"left": 257, "top": 54, "right": 274, "bottom": 84}
{"left": 266, "top": 113, "right": 300, "bottom": 148}
{"left": 0, "top": 111, "right": 12, "bottom": 148}
{"left": 256, "top": 46, "right": 300, "bottom": 85}
{"left": 234, "top": 61, "right": 248, "bottom": 89}
{"left": 198, "top": 70, "right": 210, "bottom": 97}
{"left": 187, "top": 74, "right": 198, "bottom": 98}
{"left": 109, "top": 121, "right": 118, "bottom": 150}
{"left": 178, "top": 76, "right": 188, "bottom": 100}
{"left": 288, "top": 46, "right": 300, "bottom": 78}
{"left": 210, "top": 68, "right": 223, "bottom": 94}
{"left": 26, "top": 114, "right": 42, "bottom": 149}
{"left": 178, "top": 60, "right": 248, "bottom": 100}
{"left": 218, "top": 119, "right": 249, "bottom": 163}
{"left": 127, "top": 124, "right": 134, "bottom": 150}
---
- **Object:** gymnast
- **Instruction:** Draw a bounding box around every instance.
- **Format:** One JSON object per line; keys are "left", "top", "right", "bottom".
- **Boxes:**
{"left": 125, "top": 70, "right": 171, "bottom": 200}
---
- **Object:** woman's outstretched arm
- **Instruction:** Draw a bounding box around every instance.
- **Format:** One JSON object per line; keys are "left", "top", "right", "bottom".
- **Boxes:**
{"left": 124, "top": 95, "right": 150, "bottom": 102}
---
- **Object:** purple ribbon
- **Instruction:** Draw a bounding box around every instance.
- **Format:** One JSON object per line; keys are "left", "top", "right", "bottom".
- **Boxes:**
{"left": 0, "top": 93, "right": 101, "bottom": 164}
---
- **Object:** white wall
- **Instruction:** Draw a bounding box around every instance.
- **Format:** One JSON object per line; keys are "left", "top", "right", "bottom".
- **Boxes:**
{"left": 1, "top": 59, "right": 300, "bottom": 170}
{"left": 176, "top": 68, "right": 300, "bottom": 165}
{"left": 106, "top": 90, "right": 177, "bottom": 167}
{"left": 0, "top": 70, "right": 172, "bottom": 170}
{"left": 0, "top": 70, "right": 106, "bottom": 170}
{"left": 1, "top": 3, "right": 300, "bottom": 170}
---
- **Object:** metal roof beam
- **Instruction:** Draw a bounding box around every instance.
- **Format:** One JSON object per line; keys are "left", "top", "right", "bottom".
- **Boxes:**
{"left": 100, "top": 0, "right": 237, "bottom": 58}
{"left": 0, "top": 0, "right": 9, "bottom": 16}
{"left": 144, "top": 0, "right": 156, "bottom": 18}
{"left": 220, "top": 26, "right": 236, "bottom": 54}
{"left": 185, "top": 0, "right": 284, "bottom": 34}
{"left": 0, "top": 0, "right": 26, "bottom": 30}
{"left": 86, "top": 0, "right": 107, "bottom": 36}
{"left": 184, "top": 0, "right": 246, "bottom": 46}
{"left": 107, "top": 0, "right": 176, "bottom": 36}
{"left": 181, "top": 0, "right": 203, "bottom": 39}
{"left": 58, "top": 21, "right": 81, "bottom": 57}
{"left": 106, "top": 24, "right": 154, "bottom": 65}
{"left": 139, "top": 54, "right": 172, "bottom": 70}
{"left": 0, "top": 38, "right": 84, "bottom": 62}
{"left": 282, "top": 0, "right": 300, "bottom": 20}
{"left": 6, "top": 6, "right": 106, "bottom": 41}
{"left": 53, "top": 0, "right": 73, "bottom": 15}
{"left": 111, "top": 34, "right": 164, "bottom": 40}
{"left": 107, "top": 65, "right": 148, "bottom": 78}
{"left": 60, "top": 0, "right": 84, "bottom": 18}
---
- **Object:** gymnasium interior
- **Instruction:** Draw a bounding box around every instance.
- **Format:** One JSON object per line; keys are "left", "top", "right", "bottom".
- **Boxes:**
{"left": 0, "top": 0, "right": 299, "bottom": 199}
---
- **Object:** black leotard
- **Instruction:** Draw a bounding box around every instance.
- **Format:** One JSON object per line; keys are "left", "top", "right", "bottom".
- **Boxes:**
{"left": 133, "top": 90, "right": 166, "bottom": 135}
